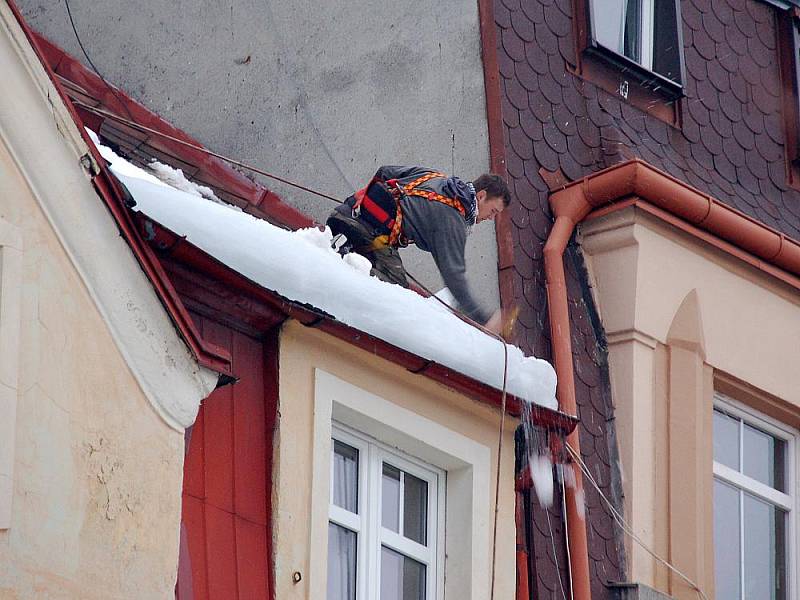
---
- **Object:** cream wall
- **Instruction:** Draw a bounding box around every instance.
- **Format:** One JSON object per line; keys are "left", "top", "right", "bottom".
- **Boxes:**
{"left": 0, "top": 138, "right": 187, "bottom": 598}
{"left": 274, "top": 322, "right": 518, "bottom": 600}
{"left": 579, "top": 205, "right": 800, "bottom": 600}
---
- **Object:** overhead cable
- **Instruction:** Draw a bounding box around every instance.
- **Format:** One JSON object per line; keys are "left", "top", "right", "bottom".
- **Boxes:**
{"left": 564, "top": 444, "right": 709, "bottom": 600}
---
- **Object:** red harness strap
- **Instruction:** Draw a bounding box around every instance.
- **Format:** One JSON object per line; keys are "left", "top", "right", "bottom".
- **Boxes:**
{"left": 354, "top": 172, "right": 464, "bottom": 247}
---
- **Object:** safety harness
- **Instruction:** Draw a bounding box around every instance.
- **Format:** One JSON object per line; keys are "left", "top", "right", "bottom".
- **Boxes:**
{"left": 351, "top": 171, "right": 467, "bottom": 248}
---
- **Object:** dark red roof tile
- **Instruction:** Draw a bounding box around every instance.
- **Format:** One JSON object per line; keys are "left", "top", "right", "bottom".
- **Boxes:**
{"left": 512, "top": 10, "right": 538, "bottom": 43}
{"left": 520, "top": 0, "right": 545, "bottom": 23}
{"left": 734, "top": 7, "right": 758, "bottom": 38}
{"left": 510, "top": 124, "right": 535, "bottom": 159}
{"left": 543, "top": 2, "right": 572, "bottom": 37}
{"left": 682, "top": 0, "right": 703, "bottom": 31}
{"left": 693, "top": 25, "right": 717, "bottom": 61}
{"left": 714, "top": 1, "right": 735, "bottom": 25}
{"left": 515, "top": 58, "right": 540, "bottom": 92}
{"left": 732, "top": 118, "right": 757, "bottom": 150}
{"left": 534, "top": 20, "right": 560, "bottom": 55}
{"left": 703, "top": 11, "right": 727, "bottom": 43}
{"left": 757, "top": 18, "right": 777, "bottom": 50}
{"left": 725, "top": 20, "right": 749, "bottom": 56}
{"left": 495, "top": 0, "right": 513, "bottom": 29}
{"left": 529, "top": 89, "right": 554, "bottom": 123}
{"left": 520, "top": 113, "right": 545, "bottom": 142}
{"left": 502, "top": 27, "right": 527, "bottom": 62}
{"left": 505, "top": 74, "right": 531, "bottom": 110}
{"left": 737, "top": 165, "right": 762, "bottom": 195}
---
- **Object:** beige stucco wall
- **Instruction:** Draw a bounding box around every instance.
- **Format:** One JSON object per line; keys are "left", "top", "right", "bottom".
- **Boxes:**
{"left": 0, "top": 136, "right": 186, "bottom": 598}
{"left": 274, "top": 321, "right": 518, "bottom": 600}
{"left": 579, "top": 205, "right": 800, "bottom": 599}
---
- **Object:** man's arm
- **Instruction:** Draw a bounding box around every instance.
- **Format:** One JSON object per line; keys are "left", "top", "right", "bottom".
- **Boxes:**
{"left": 424, "top": 208, "right": 492, "bottom": 324}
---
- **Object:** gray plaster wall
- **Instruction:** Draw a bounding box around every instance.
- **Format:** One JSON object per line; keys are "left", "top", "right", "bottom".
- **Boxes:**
{"left": 20, "top": 0, "right": 500, "bottom": 310}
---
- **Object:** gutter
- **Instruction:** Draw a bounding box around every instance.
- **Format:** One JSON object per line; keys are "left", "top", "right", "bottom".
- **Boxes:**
{"left": 543, "top": 157, "right": 800, "bottom": 600}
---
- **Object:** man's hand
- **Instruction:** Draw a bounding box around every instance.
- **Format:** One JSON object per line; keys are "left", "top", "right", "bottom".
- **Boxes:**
{"left": 484, "top": 309, "right": 503, "bottom": 335}
{"left": 484, "top": 306, "right": 520, "bottom": 339}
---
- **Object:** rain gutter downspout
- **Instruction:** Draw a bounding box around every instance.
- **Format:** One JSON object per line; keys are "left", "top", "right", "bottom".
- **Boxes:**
{"left": 543, "top": 187, "right": 597, "bottom": 600}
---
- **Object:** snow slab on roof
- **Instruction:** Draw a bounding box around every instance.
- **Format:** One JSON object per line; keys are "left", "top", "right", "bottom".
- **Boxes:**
{"left": 89, "top": 130, "right": 558, "bottom": 409}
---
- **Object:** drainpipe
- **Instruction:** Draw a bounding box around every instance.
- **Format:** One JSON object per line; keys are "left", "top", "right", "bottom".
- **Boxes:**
{"left": 542, "top": 194, "right": 594, "bottom": 600}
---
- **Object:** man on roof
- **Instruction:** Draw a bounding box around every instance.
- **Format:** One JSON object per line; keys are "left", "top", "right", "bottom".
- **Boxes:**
{"left": 327, "top": 166, "right": 511, "bottom": 333}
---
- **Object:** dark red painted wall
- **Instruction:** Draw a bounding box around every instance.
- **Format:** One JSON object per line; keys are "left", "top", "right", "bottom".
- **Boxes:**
{"left": 177, "top": 314, "right": 279, "bottom": 600}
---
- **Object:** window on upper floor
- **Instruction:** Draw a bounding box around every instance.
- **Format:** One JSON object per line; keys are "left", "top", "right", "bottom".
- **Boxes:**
{"left": 713, "top": 396, "right": 794, "bottom": 600}
{"left": 574, "top": 0, "right": 685, "bottom": 123}
{"left": 328, "top": 424, "right": 443, "bottom": 600}
{"left": 589, "top": 0, "right": 682, "bottom": 84}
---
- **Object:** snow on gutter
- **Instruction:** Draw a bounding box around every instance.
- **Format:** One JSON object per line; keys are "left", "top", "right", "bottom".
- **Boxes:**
{"left": 89, "top": 131, "right": 558, "bottom": 410}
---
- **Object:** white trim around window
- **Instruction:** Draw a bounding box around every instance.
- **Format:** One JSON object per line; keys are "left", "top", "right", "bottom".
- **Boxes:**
{"left": 713, "top": 392, "right": 798, "bottom": 600}
{"left": 310, "top": 369, "right": 505, "bottom": 600}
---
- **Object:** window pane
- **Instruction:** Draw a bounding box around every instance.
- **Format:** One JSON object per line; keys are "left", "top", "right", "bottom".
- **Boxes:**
{"left": 744, "top": 494, "right": 786, "bottom": 600}
{"left": 743, "top": 424, "right": 785, "bottom": 491}
{"left": 591, "top": 0, "right": 628, "bottom": 55}
{"left": 333, "top": 440, "right": 359, "bottom": 513}
{"left": 380, "top": 546, "right": 426, "bottom": 600}
{"left": 327, "top": 523, "right": 357, "bottom": 600}
{"left": 714, "top": 479, "right": 741, "bottom": 600}
{"left": 403, "top": 472, "right": 428, "bottom": 545}
{"left": 382, "top": 463, "right": 401, "bottom": 533}
{"left": 622, "top": 0, "right": 641, "bottom": 62}
{"left": 652, "top": 0, "right": 681, "bottom": 82}
{"left": 713, "top": 409, "right": 740, "bottom": 470}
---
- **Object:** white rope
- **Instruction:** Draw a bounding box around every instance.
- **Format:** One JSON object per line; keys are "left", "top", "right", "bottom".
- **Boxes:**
{"left": 564, "top": 444, "right": 709, "bottom": 600}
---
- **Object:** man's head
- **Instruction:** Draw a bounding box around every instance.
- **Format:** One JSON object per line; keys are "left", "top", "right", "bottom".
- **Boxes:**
{"left": 473, "top": 174, "right": 511, "bottom": 223}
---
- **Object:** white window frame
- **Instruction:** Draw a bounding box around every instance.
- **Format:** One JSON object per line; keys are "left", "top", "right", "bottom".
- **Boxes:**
{"left": 329, "top": 423, "right": 445, "bottom": 600}
{"left": 305, "top": 369, "right": 509, "bottom": 600}
{"left": 713, "top": 392, "right": 798, "bottom": 599}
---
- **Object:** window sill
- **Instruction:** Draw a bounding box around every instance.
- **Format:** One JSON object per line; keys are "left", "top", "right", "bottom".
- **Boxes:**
{"left": 572, "top": 45, "right": 684, "bottom": 126}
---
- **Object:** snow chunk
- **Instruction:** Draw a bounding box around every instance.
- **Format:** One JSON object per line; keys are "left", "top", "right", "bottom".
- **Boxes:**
{"left": 148, "top": 161, "right": 224, "bottom": 204}
{"left": 343, "top": 252, "right": 372, "bottom": 275}
{"left": 91, "top": 133, "right": 558, "bottom": 409}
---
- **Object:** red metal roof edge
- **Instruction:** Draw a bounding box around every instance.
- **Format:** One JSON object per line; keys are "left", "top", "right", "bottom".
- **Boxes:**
{"left": 141, "top": 214, "right": 578, "bottom": 434}
{"left": 29, "top": 30, "right": 314, "bottom": 232}
{"left": 7, "top": 0, "right": 233, "bottom": 376}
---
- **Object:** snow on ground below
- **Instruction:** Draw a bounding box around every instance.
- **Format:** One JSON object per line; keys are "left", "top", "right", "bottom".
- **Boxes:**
{"left": 89, "top": 129, "right": 558, "bottom": 410}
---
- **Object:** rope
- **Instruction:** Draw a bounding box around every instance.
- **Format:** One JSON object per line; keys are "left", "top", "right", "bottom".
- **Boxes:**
{"left": 72, "top": 101, "right": 343, "bottom": 204}
{"left": 545, "top": 502, "right": 569, "bottom": 600}
{"left": 564, "top": 444, "right": 709, "bottom": 600}
{"left": 63, "top": 0, "right": 135, "bottom": 122}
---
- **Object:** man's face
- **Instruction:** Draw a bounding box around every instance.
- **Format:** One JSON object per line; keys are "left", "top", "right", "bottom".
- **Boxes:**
{"left": 476, "top": 190, "right": 506, "bottom": 223}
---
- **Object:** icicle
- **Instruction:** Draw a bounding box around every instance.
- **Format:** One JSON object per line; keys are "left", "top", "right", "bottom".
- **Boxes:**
{"left": 520, "top": 400, "right": 555, "bottom": 508}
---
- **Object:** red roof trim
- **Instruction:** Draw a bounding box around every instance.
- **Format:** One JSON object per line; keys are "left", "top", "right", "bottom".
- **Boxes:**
{"left": 7, "top": 0, "right": 233, "bottom": 376}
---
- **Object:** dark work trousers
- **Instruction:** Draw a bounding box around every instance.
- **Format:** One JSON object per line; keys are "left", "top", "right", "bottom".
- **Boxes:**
{"left": 327, "top": 211, "right": 410, "bottom": 287}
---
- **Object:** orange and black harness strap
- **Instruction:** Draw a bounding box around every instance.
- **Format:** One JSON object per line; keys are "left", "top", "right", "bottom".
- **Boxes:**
{"left": 353, "top": 171, "right": 467, "bottom": 247}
